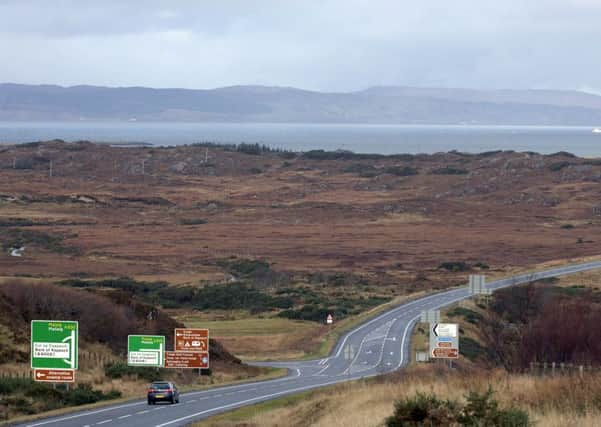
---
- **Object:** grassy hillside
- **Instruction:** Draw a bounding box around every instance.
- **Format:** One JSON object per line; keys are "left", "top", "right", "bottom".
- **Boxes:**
{"left": 195, "top": 270, "right": 601, "bottom": 427}
{"left": 194, "top": 366, "right": 601, "bottom": 427}
{"left": 0, "top": 281, "right": 280, "bottom": 421}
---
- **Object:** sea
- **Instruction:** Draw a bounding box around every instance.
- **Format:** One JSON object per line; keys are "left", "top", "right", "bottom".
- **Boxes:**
{"left": 1, "top": 122, "right": 600, "bottom": 157}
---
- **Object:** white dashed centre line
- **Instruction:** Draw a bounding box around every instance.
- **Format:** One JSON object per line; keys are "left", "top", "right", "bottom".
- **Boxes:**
{"left": 118, "top": 414, "right": 131, "bottom": 419}
{"left": 96, "top": 420, "right": 112, "bottom": 425}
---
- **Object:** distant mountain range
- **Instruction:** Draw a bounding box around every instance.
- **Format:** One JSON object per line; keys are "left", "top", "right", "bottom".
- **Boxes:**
{"left": 2, "top": 83, "right": 601, "bottom": 125}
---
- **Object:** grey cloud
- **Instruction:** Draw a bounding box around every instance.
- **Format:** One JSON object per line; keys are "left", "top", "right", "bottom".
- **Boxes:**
{"left": 0, "top": 0, "right": 599, "bottom": 92}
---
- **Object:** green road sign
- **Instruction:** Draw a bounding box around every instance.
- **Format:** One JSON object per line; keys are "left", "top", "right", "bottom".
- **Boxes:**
{"left": 128, "top": 335, "right": 165, "bottom": 367}
{"left": 31, "top": 320, "right": 78, "bottom": 370}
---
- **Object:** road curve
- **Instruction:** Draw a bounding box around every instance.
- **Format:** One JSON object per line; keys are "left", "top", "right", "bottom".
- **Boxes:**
{"left": 14, "top": 259, "right": 601, "bottom": 427}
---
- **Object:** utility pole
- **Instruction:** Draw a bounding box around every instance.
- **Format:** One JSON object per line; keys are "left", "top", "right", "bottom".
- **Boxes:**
{"left": 141, "top": 159, "right": 147, "bottom": 175}
{"left": 49, "top": 160, "right": 53, "bottom": 178}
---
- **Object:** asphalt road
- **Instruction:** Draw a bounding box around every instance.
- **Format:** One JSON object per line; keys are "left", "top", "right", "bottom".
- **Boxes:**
{"left": 15, "top": 259, "right": 601, "bottom": 427}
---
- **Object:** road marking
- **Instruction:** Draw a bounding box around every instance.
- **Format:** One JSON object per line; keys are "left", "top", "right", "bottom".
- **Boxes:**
{"left": 333, "top": 287, "right": 466, "bottom": 359}
{"left": 136, "top": 410, "right": 149, "bottom": 414}
{"left": 96, "top": 420, "right": 111, "bottom": 425}
{"left": 154, "top": 378, "right": 345, "bottom": 427}
{"left": 24, "top": 401, "right": 146, "bottom": 426}
{"left": 118, "top": 415, "right": 131, "bottom": 419}
{"left": 24, "top": 261, "right": 601, "bottom": 427}
{"left": 315, "top": 364, "right": 329, "bottom": 375}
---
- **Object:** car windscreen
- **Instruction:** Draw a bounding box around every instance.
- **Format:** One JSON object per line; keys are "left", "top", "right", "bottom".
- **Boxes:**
{"left": 151, "top": 383, "right": 171, "bottom": 390}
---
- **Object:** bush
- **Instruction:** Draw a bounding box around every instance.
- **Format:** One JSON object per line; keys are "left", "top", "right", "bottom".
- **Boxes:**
{"left": 385, "top": 392, "right": 460, "bottom": 426}
{"left": 0, "top": 378, "right": 122, "bottom": 416}
{"left": 548, "top": 161, "right": 571, "bottom": 171}
{"left": 459, "top": 388, "right": 529, "bottom": 427}
{"left": 193, "top": 283, "right": 293, "bottom": 312}
{"left": 104, "top": 362, "right": 162, "bottom": 382}
{"left": 342, "top": 163, "right": 377, "bottom": 175}
{"left": 178, "top": 218, "right": 207, "bottom": 225}
{"left": 431, "top": 167, "right": 468, "bottom": 175}
{"left": 447, "top": 307, "right": 482, "bottom": 324}
{"left": 59, "top": 274, "right": 292, "bottom": 313}
{"left": 384, "top": 166, "right": 418, "bottom": 176}
{"left": 63, "top": 384, "right": 104, "bottom": 406}
{"left": 549, "top": 151, "right": 576, "bottom": 158}
{"left": 386, "top": 389, "right": 529, "bottom": 427}
{"left": 63, "top": 384, "right": 122, "bottom": 406}
{"left": 438, "top": 261, "right": 470, "bottom": 272}
{"left": 459, "top": 336, "right": 486, "bottom": 361}
{"left": 0, "top": 228, "right": 78, "bottom": 254}
{"left": 0, "top": 377, "right": 32, "bottom": 395}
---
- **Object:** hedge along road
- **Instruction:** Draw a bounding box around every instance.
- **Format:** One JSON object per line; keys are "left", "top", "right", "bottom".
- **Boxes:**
{"left": 16, "top": 259, "right": 601, "bottom": 427}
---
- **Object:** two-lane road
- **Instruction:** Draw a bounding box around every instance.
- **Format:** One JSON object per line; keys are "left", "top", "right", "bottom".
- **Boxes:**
{"left": 16, "top": 259, "right": 601, "bottom": 427}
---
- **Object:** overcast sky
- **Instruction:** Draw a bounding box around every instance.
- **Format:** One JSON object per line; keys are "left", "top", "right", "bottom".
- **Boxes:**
{"left": 1, "top": 0, "right": 600, "bottom": 93}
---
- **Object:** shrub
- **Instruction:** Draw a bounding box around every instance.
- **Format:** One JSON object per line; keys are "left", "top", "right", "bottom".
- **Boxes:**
{"left": 438, "top": 261, "right": 470, "bottom": 272}
{"left": 549, "top": 151, "right": 576, "bottom": 158}
{"left": 0, "top": 228, "right": 78, "bottom": 254}
{"left": 236, "top": 143, "right": 262, "bottom": 155}
{"left": 193, "top": 283, "right": 293, "bottom": 312}
{"left": 63, "top": 384, "right": 103, "bottom": 406}
{"left": 548, "top": 161, "right": 571, "bottom": 171}
{"left": 0, "top": 377, "right": 32, "bottom": 395}
{"left": 386, "top": 389, "right": 530, "bottom": 427}
{"left": 384, "top": 166, "right": 418, "bottom": 176}
{"left": 0, "top": 282, "right": 136, "bottom": 351}
{"left": 447, "top": 307, "right": 482, "bottom": 324}
{"left": 63, "top": 384, "right": 121, "bottom": 406}
{"left": 178, "top": 218, "right": 207, "bottom": 225}
{"left": 431, "top": 167, "right": 468, "bottom": 175}
{"left": 385, "top": 392, "right": 460, "bottom": 426}
{"left": 342, "top": 163, "right": 377, "bottom": 175}
{"left": 459, "top": 336, "right": 486, "bottom": 361}
{"left": 459, "top": 388, "right": 529, "bottom": 427}
{"left": 104, "top": 362, "right": 162, "bottom": 382}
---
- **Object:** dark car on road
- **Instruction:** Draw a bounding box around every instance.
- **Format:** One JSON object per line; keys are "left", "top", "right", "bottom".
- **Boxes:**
{"left": 147, "top": 381, "right": 180, "bottom": 404}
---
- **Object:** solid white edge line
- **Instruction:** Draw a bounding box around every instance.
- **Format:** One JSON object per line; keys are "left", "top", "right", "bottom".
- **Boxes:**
{"left": 24, "top": 401, "right": 145, "bottom": 427}
{"left": 24, "top": 261, "right": 601, "bottom": 427}
{"left": 154, "top": 379, "right": 344, "bottom": 427}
